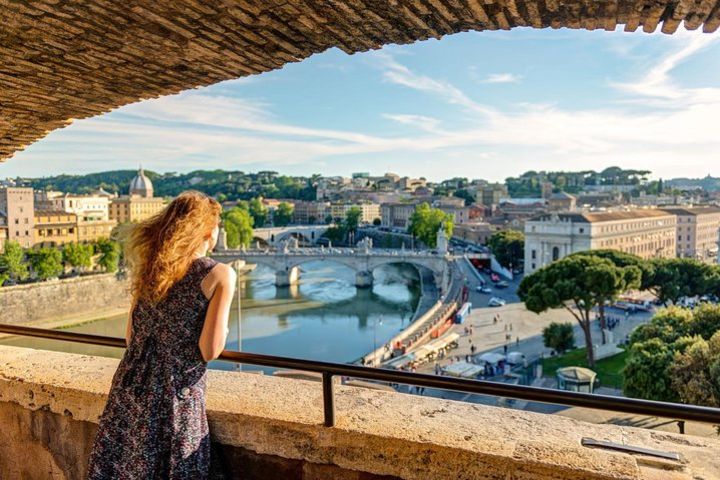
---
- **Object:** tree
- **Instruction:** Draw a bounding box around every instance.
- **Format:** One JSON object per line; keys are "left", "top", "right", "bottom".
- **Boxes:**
{"left": 344, "top": 206, "right": 362, "bottom": 233}
{"left": 27, "top": 247, "right": 63, "bottom": 280}
{"left": 519, "top": 254, "right": 641, "bottom": 367}
{"left": 0, "top": 241, "right": 29, "bottom": 282}
{"left": 96, "top": 239, "right": 121, "bottom": 273}
{"left": 62, "top": 243, "right": 93, "bottom": 271}
{"left": 274, "top": 202, "right": 294, "bottom": 227}
{"left": 408, "top": 203, "right": 454, "bottom": 248}
{"left": 569, "top": 249, "right": 651, "bottom": 342}
{"left": 0, "top": 272, "right": 8, "bottom": 287}
{"left": 542, "top": 322, "right": 575, "bottom": 354}
{"left": 324, "top": 214, "right": 333, "bottom": 225}
{"left": 624, "top": 304, "right": 720, "bottom": 403}
{"left": 670, "top": 332, "right": 720, "bottom": 408}
{"left": 488, "top": 230, "right": 524, "bottom": 269}
{"left": 646, "top": 258, "right": 715, "bottom": 306}
{"left": 248, "top": 198, "right": 268, "bottom": 227}
{"left": 372, "top": 218, "right": 382, "bottom": 226}
{"left": 222, "top": 206, "right": 254, "bottom": 248}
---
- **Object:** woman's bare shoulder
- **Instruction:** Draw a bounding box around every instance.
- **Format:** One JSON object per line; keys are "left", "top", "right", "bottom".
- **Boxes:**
{"left": 207, "top": 262, "right": 237, "bottom": 284}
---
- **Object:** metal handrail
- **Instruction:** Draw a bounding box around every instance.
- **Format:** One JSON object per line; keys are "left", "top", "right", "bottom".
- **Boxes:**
{"left": 1, "top": 323, "right": 720, "bottom": 427}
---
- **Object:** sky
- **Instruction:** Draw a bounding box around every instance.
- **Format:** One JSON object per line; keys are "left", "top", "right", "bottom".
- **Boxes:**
{"left": 2, "top": 26, "right": 719, "bottom": 182}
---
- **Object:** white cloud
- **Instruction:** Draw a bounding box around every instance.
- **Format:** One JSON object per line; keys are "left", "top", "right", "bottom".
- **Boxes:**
{"left": 482, "top": 73, "right": 522, "bottom": 84}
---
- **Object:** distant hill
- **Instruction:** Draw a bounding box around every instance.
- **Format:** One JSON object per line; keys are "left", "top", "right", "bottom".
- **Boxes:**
{"left": 665, "top": 175, "right": 720, "bottom": 192}
{"left": 19, "top": 169, "right": 317, "bottom": 201}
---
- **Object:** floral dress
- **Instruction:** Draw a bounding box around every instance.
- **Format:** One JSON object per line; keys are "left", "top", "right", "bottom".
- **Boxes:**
{"left": 87, "top": 256, "right": 218, "bottom": 479}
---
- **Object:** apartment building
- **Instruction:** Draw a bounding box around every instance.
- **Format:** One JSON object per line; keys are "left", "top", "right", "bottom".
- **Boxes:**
{"left": 0, "top": 187, "right": 35, "bottom": 248}
{"left": 34, "top": 211, "right": 78, "bottom": 247}
{"left": 330, "top": 202, "right": 381, "bottom": 224}
{"left": 524, "top": 209, "right": 677, "bottom": 273}
{"left": 292, "top": 201, "right": 330, "bottom": 224}
{"left": 661, "top": 206, "right": 720, "bottom": 262}
{"left": 381, "top": 202, "right": 418, "bottom": 230}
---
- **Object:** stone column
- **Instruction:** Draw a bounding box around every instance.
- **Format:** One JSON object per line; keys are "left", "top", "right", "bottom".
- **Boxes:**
{"left": 355, "top": 271, "right": 374, "bottom": 288}
{"left": 276, "top": 266, "right": 300, "bottom": 287}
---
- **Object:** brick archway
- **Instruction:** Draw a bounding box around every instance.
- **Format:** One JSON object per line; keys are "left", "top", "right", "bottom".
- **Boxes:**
{"left": 1, "top": 1, "right": 718, "bottom": 161}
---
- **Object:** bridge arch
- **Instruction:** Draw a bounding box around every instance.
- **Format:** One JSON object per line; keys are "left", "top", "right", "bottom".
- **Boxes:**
{"left": 1, "top": 2, "right": 714, "bottom": 161}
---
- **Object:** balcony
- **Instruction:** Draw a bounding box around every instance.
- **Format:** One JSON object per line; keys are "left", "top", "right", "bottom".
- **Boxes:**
{"left": 1, "top": 333, "right": 718, "bottom": 480}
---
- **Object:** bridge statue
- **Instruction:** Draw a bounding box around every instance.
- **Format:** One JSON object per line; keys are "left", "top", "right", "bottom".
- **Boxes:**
{"left": 216, "top": 227, "right": 228, "bottom": 251}
{"left": 357, "top": 236, "right": 373, "bottom": 253}
{"left": 436, "top": 223, "right": 449, "bottom": 255}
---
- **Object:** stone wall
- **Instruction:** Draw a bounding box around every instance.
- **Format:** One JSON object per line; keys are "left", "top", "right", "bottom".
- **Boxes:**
{"left": 2, "top": 1, "right": 720, "bottom": 161}
{"left": 1, "top": 345, "right": 718, "bottom": 480}
{"left": 0, "top": 274, "right": 129, "bottom": 326}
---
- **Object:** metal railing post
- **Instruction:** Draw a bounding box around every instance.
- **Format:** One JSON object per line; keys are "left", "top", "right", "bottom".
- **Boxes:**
{"left": 322, "top": 372, "right": 335, "bottom": 427}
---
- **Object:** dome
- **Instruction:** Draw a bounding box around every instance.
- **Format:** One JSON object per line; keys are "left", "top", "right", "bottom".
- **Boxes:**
{"left": 129, "top": 167, "right": 153, "bottom": 198}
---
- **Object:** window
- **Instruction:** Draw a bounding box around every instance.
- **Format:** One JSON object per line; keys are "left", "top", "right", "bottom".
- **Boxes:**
{"left": 531, "top": 250, "right": 536, "bottom": 259}
{"left": 579, "top": 228, "right": 584, "bottom": 234}
{"left": 552, "top": 246, "right": 560, "bottom": 261}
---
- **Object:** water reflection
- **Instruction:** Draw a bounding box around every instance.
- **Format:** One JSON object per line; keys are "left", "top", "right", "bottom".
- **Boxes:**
{"left": 1, "top": 262, "right": 421, "bottom": 369}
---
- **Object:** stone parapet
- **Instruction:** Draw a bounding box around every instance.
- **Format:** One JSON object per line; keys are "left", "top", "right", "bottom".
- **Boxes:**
{"left": 0, "top": 345, "right": 718, "bottom": 479}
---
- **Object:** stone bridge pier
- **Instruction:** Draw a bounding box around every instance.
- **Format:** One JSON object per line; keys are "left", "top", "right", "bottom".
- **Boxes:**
{"left": 275, "top": 266, "right": 300, "bottom": 287}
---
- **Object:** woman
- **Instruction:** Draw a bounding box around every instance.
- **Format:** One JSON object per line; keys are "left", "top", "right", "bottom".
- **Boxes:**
{"left": 87, "top": 190, "right": 236, "bottom": 479}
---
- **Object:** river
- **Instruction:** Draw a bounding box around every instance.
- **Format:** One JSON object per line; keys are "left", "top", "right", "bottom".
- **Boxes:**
{"left": 0, "top": 262, "right": 421, "bottom": 371}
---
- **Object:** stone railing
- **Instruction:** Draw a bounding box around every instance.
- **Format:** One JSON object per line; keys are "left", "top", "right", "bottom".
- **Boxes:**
{"left": 1, "top": 345, "right": 718, "bottom": 480}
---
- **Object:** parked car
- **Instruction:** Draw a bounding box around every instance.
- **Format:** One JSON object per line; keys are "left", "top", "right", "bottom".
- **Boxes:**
{"left": 495, "top": 281, "right": 509, "bottom": 289}
{"left": 488, "top": 297, "right": 506, "bottom": 307}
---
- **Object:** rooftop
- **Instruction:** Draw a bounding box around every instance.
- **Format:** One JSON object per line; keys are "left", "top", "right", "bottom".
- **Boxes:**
{"left": 531, "top": 209, "right": 676, "bottom": 223}
{"left": 660, "top": 206, "right": 720, "bottom": 216}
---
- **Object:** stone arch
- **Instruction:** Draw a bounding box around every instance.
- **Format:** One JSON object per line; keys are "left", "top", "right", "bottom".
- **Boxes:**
{"left": 251, "top": 237, "right": 270, "bottom": 249}
{"left": 274, "top": 231, "right": 313, "bottom": 247}
{"left": 1, "top": 2, "right": 715, "bottom": 161}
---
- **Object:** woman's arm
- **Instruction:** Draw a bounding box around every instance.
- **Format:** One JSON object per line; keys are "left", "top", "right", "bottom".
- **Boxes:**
{"left": 198, "top": 264, "right": 237, "bottom": 362}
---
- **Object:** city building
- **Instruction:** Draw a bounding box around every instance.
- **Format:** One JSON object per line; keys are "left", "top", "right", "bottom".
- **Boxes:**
{"left": 524, "top": 209, "right": 677, "bottom": 273}
{"left": 292, "top": 200, "right": 330, "bottom": 224}
{"left": 330, "top": 202, "right": 381, "bottom": 224}
{"left": 381, "top": 202, "right": 418, "bottom": 230}
{"left": 547, "top": 191, "right": 577, "bottom": 211}
{"left": 109, "top": 168, "right": 166, "bottom": 223}
{"left": 0, "top": 187, "right": 35, "bottom": 248}
{"left": 0, "top": 216, "right": 7, "bottom": 252}
{"left": 35, "top": 191, "right": 111, "bottom": 221}
{"left": 33, "top": 211, "right": 78, "bottom": 247}
{"left": 433, "top": 197, "right": 470, "bottom": 225}
{"left": 476, "top": 183, "right": 508, "bottom": 207}
{"left": 453, "top": 222, "right": 496, "bottom": 245}
{"left": 35, "top": 190, "right": 117, "bottom": 242}
{"left": 661, "top": 206, "right": 720, "bottom": 262}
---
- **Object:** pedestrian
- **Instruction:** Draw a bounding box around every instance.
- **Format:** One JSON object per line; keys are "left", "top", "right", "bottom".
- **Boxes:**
{"left": 503, "top": 344, "right": 508, "bottom": 354}
{"left": 469, "top": 325, "right": 474, "bottom": 335}
{"left": 87, "top": 192, "right": 231, "bottom": 479}
{"left": 509, "top": 323, "right": 513, "bottom": 332}
{"left": 516, "top": 336, "right": 520, "bottom": 346}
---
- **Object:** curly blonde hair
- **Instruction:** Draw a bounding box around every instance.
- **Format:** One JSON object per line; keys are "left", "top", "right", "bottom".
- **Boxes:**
{"left": 121, "top": 190, "right": 221, "bottom": 304}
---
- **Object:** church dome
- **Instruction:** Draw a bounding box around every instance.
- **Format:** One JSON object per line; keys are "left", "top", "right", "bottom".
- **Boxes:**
{"left": 129, "top": 167, "right": 153, "bottom": 198}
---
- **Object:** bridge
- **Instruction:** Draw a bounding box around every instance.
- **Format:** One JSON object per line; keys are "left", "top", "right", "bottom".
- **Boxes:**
{"left": 251, "top": 226, "right": 329, "bottom": 247}
{"left": 212, "top": 246, "right": 452, "bottom": 290}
